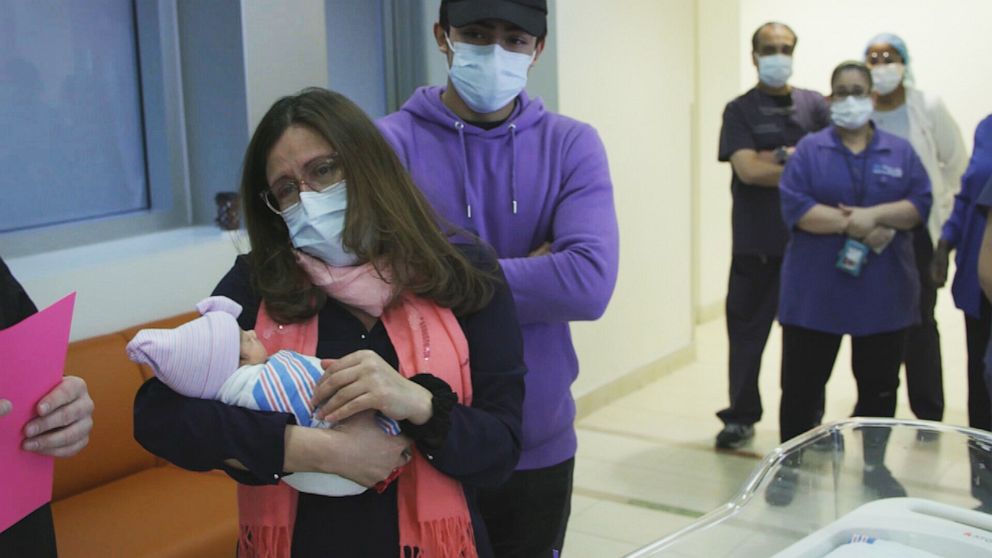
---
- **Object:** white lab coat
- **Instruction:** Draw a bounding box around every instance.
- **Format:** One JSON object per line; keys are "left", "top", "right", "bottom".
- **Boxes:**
{"left": 902, "top": 88, "right": 968, "bottom": 243}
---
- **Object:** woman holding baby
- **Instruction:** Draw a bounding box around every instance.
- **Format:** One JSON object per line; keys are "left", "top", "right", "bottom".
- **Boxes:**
{"left": 133, "top": 88, "right": 525, "bottom": 558}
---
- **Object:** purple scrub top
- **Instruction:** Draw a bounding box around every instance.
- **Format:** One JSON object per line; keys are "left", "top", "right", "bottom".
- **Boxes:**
{"left": 779, "top": 125, "right": 932, "bottom": 336}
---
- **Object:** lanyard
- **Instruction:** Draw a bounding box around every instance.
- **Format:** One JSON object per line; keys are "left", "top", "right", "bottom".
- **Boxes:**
{"left": 842, "top": 148, "right": 871, "bottom": 206}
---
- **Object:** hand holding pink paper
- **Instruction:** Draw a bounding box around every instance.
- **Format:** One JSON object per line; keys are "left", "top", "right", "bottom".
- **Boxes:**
{"left": 0, "top": 292, "right": 75, "bottom": 533}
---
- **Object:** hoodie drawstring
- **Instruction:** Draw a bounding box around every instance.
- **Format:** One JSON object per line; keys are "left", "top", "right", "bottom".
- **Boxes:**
{"left": 453, "top": 119, "right": 520, "bottom": 219}
{"left": 454, "top": 121, "right": 472, "bottom": 219}
{"left": 508, "top": 123, "right": 518, "bottom": 215}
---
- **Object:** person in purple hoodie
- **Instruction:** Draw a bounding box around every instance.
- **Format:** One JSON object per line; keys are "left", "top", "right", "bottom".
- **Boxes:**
{"left": 377, "top": 1, "right": 619, "bottom": 555}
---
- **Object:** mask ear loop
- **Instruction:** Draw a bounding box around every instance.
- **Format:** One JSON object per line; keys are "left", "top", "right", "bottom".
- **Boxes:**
{"left": 444, "top": 34, "right": 459, "bottom": 74}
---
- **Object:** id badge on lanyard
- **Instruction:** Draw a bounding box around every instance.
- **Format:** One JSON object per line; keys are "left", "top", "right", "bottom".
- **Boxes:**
{"left": 837, "top": 238, "right": 870, "bottom": 277}
{"left": 835, "top": 150, "right": 871, "bottom": 277}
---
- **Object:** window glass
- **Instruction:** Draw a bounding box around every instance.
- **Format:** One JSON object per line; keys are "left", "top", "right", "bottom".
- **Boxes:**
{"left": 0, "top": 0, "right": 148, "bottom": 232}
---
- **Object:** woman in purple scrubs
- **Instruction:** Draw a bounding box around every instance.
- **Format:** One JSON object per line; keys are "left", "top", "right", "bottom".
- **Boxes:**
{"left": 766, "top": 61, "right": 932, "bottom": 506}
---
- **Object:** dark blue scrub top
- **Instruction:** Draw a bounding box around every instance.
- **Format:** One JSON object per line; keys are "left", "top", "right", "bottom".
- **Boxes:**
{"left": 719, "top": 87, "right": 830, "bottom": 256}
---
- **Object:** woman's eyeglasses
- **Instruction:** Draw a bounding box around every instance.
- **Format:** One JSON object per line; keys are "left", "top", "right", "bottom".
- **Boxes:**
{"left": 867, "top": 50, "right": 902, "bottom": 66}
{"left": 260, "top": 155, "right": 343, "bottom": 214}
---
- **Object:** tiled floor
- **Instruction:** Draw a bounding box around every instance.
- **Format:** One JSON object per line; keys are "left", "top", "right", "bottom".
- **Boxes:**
{"left": 563, "top": 288, "right": 974, "bottom": 557}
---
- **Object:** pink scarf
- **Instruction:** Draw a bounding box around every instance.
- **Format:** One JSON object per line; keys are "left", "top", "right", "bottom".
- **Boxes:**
{"left": 237, "top": 255, "right": 477, "bottom": 558}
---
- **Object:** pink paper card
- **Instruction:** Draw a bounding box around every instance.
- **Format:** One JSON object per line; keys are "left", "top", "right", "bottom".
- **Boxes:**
{"left": 0, "top": 292, "right": 75, "bottom": 533}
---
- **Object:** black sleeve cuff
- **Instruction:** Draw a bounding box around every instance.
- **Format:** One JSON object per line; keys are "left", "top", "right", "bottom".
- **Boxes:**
{"left": 220, "top": 411, "right": 296, "bottom": 485}
{"left": 400, "top": 374, "right": 457, "bottom": 454}
{"left": 133, "top": 378, "right": 295, "bottom": 486}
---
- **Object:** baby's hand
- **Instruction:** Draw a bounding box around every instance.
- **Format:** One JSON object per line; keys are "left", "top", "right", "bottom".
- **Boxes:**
{"left": 311, "top": 417, "right": 338, "bottom": 429}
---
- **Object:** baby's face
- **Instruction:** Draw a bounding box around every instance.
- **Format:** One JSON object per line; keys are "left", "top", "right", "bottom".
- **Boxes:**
{"left": 239, "top": 330, "right": 268, "bottom": 365}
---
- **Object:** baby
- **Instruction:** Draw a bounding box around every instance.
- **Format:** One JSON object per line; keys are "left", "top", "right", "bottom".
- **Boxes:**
{"left": 125, "top": 295, "right": 401, "bottom": 497}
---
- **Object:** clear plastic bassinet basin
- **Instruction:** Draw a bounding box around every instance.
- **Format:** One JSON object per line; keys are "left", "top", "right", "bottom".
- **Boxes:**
{"left": 626, "top": 418, "right": 992, "bottom": 558}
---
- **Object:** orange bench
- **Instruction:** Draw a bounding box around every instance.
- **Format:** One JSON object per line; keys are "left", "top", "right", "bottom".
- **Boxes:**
{"left": 51, "top": 313, "right": 239, "bottom": 558}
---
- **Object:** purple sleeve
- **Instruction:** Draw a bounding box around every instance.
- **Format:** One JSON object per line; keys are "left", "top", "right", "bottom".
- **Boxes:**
{"left": 718, "top": 101, "right": 756, "bottom": 162}
{"left": 778, "top": 139, "right": 818, "bottom": 229}
{"left": 970, "top": 119, "right": 992, "bottom": 212}
{"left": 498, "top": 124, "right": 619, "bottom": 325}
{"left": 942, "top": 189, "right": 970, "bottom": 246}
{"left": 944, "top": 117, "right": 992, "bottom": 244}
{"left": 132, "top": 257, "right": 292, "bottom": 485}
{"left": 977, "top": 176, "right": 992, "bottom": 212}
{"left": 428, "top": 245, "right": 525, "bottom": 487}
{"left": 904, "top": 149, "right": 933, "bottom": 223}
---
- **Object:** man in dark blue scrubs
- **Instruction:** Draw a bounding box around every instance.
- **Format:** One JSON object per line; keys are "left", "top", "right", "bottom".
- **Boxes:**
{"left": 715, "top": 22, "right": 829, "bottom": 449}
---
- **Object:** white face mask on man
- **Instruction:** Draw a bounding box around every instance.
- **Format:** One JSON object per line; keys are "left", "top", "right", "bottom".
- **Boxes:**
{"left": 446, "top": 35, "right": 535, "bottom": 114}
{"left": 757, "top": 54, "right": 793, "bottom": 88}
{"left": 280, "top": 181, "right": 361, "bottom": 267}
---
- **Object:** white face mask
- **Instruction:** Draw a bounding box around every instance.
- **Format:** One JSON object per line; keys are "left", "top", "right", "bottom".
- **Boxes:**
{"left": 446, "top": 36, "right": 534, "bottom": 114}
{"left": 831, "top": 96, "right": 875, "bottom": 130}
{"left": 757, "top": 54, "right": 793, "bottom": 88}
{"left": 870, "top": 63, "right": 905, "bottom": 95}
{"left": 280, "top": 181, "right": 360, "bottom": 267}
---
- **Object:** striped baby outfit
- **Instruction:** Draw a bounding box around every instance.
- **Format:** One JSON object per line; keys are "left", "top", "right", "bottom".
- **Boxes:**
{"left": 250, "top": 350, "right": 400, "bottom": 434}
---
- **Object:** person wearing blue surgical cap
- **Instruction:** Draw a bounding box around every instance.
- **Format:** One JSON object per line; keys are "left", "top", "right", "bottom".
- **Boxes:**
{"left": 864, "top": 33, "right": 967, "bottom": 433}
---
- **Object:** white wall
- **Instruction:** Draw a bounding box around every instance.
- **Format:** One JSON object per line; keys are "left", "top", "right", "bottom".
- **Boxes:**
{"left": 8, "top": 229, "right": 244, "bottom": 341}
{"left": 739, "top": 0, "right": 992, "bottom": 151}
{"left": 558, "top": 0, "right": 696, "bottom": 397}
{"left": 694, "top": 0, "right": 740, "bottom": 316}
{"left": 694, "top": 0, "right": 992, "bottom": 316}
{"left": 241, "top": 0, "right": 328, "bottom": 132}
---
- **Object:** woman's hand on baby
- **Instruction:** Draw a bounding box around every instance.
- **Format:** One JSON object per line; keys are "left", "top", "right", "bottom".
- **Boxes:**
{"left": 285, "top": 410, "right": 412, "bottom": 486}
{"left": 311, "top": 350, "right": 433, "bottom": 424}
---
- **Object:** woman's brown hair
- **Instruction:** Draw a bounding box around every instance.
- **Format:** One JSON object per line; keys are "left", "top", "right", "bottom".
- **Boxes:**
{"left": 240, "top": 88, "right": 495, "bottom": 323}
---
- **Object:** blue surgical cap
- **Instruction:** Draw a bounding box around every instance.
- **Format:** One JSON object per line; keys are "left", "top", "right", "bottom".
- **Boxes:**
{"left": 866, "top": 32, "right": 914, "bottom": 86}
{"left": 866, "top": 32, "right": 909, "bottom": 65}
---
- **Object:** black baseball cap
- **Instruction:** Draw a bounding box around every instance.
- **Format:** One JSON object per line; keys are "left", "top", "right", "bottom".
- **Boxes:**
{"left": 444, "top": 0, "right": 548, "bottom": 37}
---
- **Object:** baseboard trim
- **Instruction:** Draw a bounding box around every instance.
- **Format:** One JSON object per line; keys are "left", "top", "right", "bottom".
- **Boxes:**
{"left": 695, "top": 301, "right": 723, "bottom": 324}
{"left": 575, "top": 343, "right": 697, "bottom": 420}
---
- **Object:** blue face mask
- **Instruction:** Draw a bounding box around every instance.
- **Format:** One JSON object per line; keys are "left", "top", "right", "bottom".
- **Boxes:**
{"left": 280, "top": 181, "right": 360, "bottom": 267}
{"left": 757, "top": 54, "right": 792, "bottom": 88}
{"left": 446, "top": 36, "right": 534, "bottom": 114}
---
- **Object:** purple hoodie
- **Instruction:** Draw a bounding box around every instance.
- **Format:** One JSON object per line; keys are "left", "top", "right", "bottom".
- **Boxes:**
{"left": 378, "top": 86, "right": 619, "bottom": 469}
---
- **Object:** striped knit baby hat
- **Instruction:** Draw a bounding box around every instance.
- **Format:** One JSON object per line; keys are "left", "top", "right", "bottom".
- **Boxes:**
{"left": 126, "top": 296, "right": 243, "bottom": 398}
